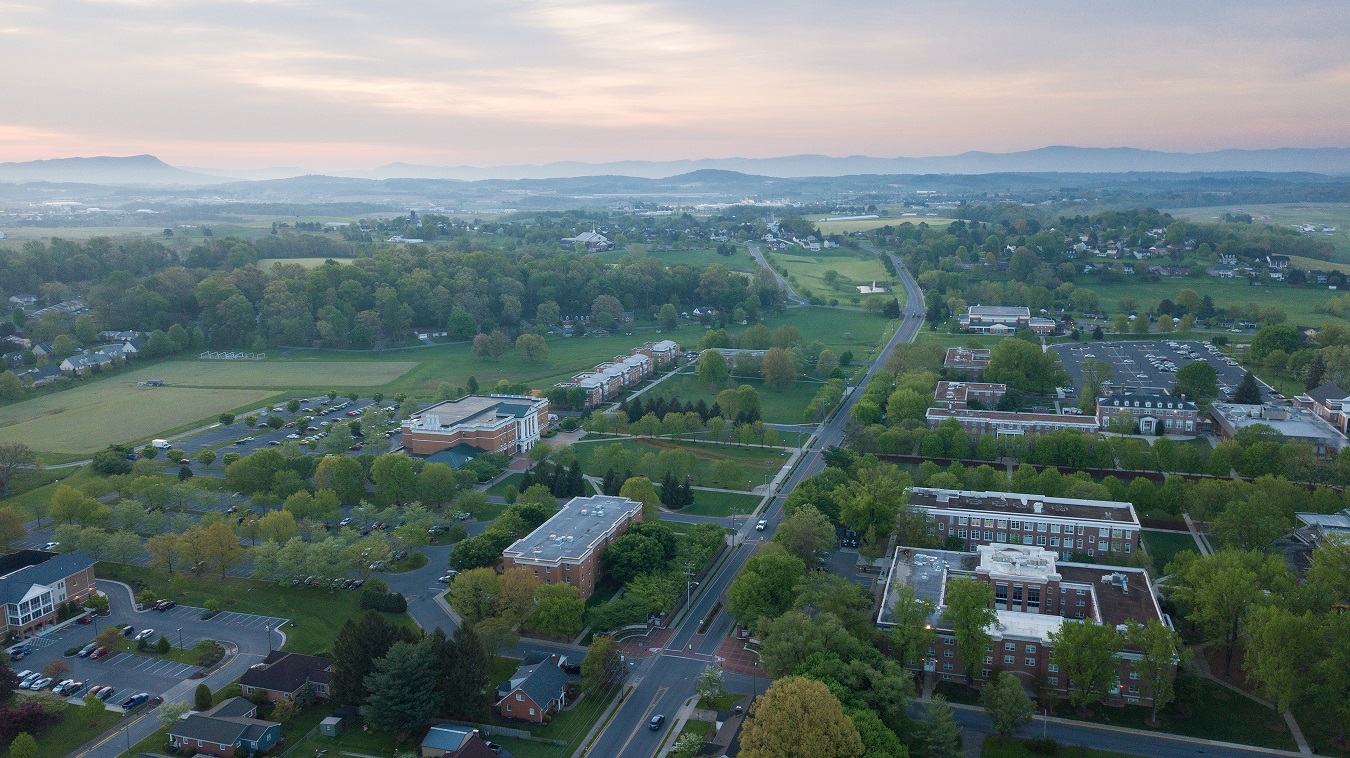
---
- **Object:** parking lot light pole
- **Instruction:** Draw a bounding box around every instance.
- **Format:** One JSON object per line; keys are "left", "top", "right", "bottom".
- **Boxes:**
{"left": 177, "top": 628, "right": 183, "bottom": 650}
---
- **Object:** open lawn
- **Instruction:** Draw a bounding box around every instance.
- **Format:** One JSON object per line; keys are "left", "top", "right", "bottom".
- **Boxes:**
{"left": 95, "top": 562, "right": 413, "bottom": 655}
{"left": 642, "top": 372, "right": 826, "bottom": 425}
{"left": 595, "top": 246, "right": 759, "bottom": 274}
{"left": 915, "top": 331, "right": 1008, "bottom": 350}
{"left": 754, "top": 307, "right": 895, "bottom": 360}
{"left": 772, "top": 249, "right": 896, "bottom": 305}
{"left": 0, "top": 383, "right": 278, "bottom": 454}
{"left": 812, "top": 216, "right": 959, "bottom": 234}
{"left": 485, "top": 681, "right": 618, "bottom": 758}
{"left": 258, "top": 257, "right": 356, "bottom": 271}
{"left": 3, "top": 703, "right": 122, "bottom": 758}
{"left": 120, "top": 359, "right": 417, "bottom": 388}
{"left": 1085, "top": 276, "right": 1342, "bottom": 327}
{"left": 573, "top": 438, "right": 787, "bottom": 491}
{"left": 674, "top": 489, "right": 762, "bottom": 517}
{"left": 1170, "top": 202, "right": 1350, "bottom": 263}
{"left": 1141, "top": 530, "right": 1201, "bottom": 570}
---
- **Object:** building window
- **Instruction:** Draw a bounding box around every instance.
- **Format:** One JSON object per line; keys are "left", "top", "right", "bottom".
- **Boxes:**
{"left": 942, "top": 662, "right": 953, "bottom": 671}
{"left": 984, "top": 531, "right": 993, "bottom": 541}
{"left": 984, "top": 656, "right": 993, "bottom": 665}
{"left": 1027, "top": 587, "right": 1040, "bottom": 610}
{"left": 1036, "top": 535, "right": 1047, "bottom": 546}
{"left": 1004, "top": 642, "right": 1016, "bottom": 651}
{"left": 981, "top": 669, "right": 992, "bottom": 679}
{"left": 996, "top": 519, "right": 1007, "bottom": 529}
{"left": 1129, "top": 685, "right": 1140, "bottom": 694}
{"left": 995, "top": 585, "right": 1008, "bottom": 605}
{"left": 1129, "top": 671, "right": 1139, "bottom": 680}
{"left": 1050, "top": 537, "right": 1060, "bottom": 547}
{"left": 1049, "top": 676, "right": 1058, "bottom": 685}
{"left": 1004, "top": 655, "right": 1015, "bottom": 664}
{"left": 943, "top": 650, "right": 953, "bottom": 658}
{"left": 1010, "top": 520, "right": 1022, "bottom": 530}
{"left": 1051, "top": 524, "right": 1061, "bottom": 534}
{"left": 1048, "top": 664, "right": 1058, "bottom": 673}
{"left": 530, "top": 708, "right": 536, "bottom": 716}
{"left": 958, "top": 517, "right": 968, "bottom": 526}
{"left": 996, "top": 533, "right": 1007, "bottom": 543}
{"left": 1025, "top": 658, "right": 1036, "bottom": 666}
{"left": 957, "top": 530, "right": 967, "bottom": 539}
{"left": 1026, "top": 644, "right": 1036, "bottom": 653}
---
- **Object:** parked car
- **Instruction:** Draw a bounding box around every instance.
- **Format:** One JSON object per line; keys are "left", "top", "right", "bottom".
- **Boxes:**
{"left": 95, "top": 686, "right": 115, "bottom": 701}
{"left": 122, "top": 693, "right": 150, "bottom": 709}
{"left": 78, "top": 643, "right": 98, "bottom": 657}
{"left": 438, "top": 574, "right": 454, "bottom": 583}
{"left": 14, "top": 672, "right": 34, "bottom": 686}
{"left": 76, "top": 614, "right": 93, "bottom": 624}
{"left": 89, "top": 647, "right": 109, "bottom": 659}
{"left": 486, "top": 743, "right": 502, "bottom": 754}
{"left": 339, "top": 517, "right": 354, "bottom": 526}
{"left": 29, "top": 677, "right": 51, "bottom": 690}
{"left": 154, "top": 599, "right": 176, "bottom": 611}
{"left": 121, "top": 625, "right": 136, "bottom": 638}
{"left": 134, "top": 629, "right": 156, "bottom": 641}
{"left": 41, "top": 541, "right": 59, "bottom": 550}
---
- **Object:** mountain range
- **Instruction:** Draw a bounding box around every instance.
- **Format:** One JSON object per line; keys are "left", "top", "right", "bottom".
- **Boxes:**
{"left": 3, "top": 146, "right": 1350, "bottom": 185}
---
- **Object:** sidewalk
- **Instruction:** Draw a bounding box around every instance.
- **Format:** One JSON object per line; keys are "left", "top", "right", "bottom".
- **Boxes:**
{"left": 1188, "top": 643, "right": 1311, "bottom": 754}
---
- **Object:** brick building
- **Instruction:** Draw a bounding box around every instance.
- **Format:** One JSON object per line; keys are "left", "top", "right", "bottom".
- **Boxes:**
{"left": 958, "top": 306, "right": 1031, "bottom": 334}
{"left": 401, "top": 395, "right": 549, "bottom": 457}
{"left": 501, "top": 495, "right": 643, "bottom": 599}
{"left": 1209, "top": 402, "right": 1349, "bottom": 457}
{"left": 1095, "top": 392, "right": 1199, "bottom": 435}
{"left": 943, "top": 347, "right": 991, "bottom": 380}
{"left": 237, "top": 650, "right": 332, "bottom": 703}
{"left": 1294, "top": 382, "right": 1350, "bottom": 434}
{"left": 908, "top": 487, "right": 1141, "bottom": 560}
{"left": 0, "top": 550, "right": 96, "bottom": 640}
{"left": 167, "top": 698, "right": 281, "bottom": 757}
{"left": 495, "top": 653, "right": 570, "bottom": 723}
{"left": 926, "top": 407, "right": 1099, "bottom": 437}
{"left": 878, "top": 544, "right": 1172, "bottom": 706}
{"left": 933, "top": 381, "right": 1007, "bottom": 411}
{"left": 555, "top": 340, "right": 681, "bottom": 407}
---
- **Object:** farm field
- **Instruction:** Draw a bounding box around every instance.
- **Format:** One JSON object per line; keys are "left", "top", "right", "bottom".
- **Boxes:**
{"left": 119, "top": 359, "right": 417, "bottom": 388}
{"left": 812, "top": 215, "right": 959, "bottom": 234}
{"left": 1085, "top": 276, "right": 1342, "bottom": 327}
{"left": 771, "top": 248, "right": 893, "bottom": 302}
{"left": 595, "top": 245, "right": 759, "bottom": 273}
{"left": 1169, "top": 202, "right": 1350, "bottom": 263}
{"left": 573, "top": 437, "right": 788, "bottom": 491}
{"left": 258, "top": 256, "right": 357, "bottom": 270}
{"left": 0, "top": 382, "right": 276, "bottom": 454}
{"left": 641, "top": 371, "right": 826, "bottom": 425}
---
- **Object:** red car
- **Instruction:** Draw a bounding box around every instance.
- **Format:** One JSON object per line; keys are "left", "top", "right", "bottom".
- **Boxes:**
{"left": 284, "top": 421, "right": 296, "bottom": 428}
{"left": 89, "top": 647, "right": 109, "bottom": 660}
{"left": 345, "top": 411, "right": 359, "bottom": 417}
{"left": 76, "top": 616, "right": 93, "bottom": 625}
{"left": 348, "top": 444, "right": 362, "bottom": 451}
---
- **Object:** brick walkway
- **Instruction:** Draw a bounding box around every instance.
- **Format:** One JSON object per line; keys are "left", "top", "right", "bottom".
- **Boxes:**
{"left": 715, "top": 635, "right": 762, "bottom": 677}
{"left": 615, "top": 627, "right": 674, "bottom": 659}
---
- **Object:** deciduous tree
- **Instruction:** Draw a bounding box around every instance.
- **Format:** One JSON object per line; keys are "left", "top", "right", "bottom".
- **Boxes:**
{"left": 940, "top": 577, "right": 996, "bottom": 687}
{"left": 740, "top": 677, "right": 863, "bottom": 758}
{"left": 1049, "top": 620, "right": 1123, "bottom": 712}
{"left": 981, "top": 671, "right": 1034, "bottom": 736}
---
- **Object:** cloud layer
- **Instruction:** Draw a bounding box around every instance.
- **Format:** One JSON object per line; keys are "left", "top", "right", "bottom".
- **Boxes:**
{"left": 2, "top": 0, "right": 1348, "bottom": 169}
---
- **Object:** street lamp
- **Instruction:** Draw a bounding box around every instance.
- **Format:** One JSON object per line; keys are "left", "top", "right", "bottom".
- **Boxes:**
{"left": 177, "top": 628, "right": 183, "bottom": 650}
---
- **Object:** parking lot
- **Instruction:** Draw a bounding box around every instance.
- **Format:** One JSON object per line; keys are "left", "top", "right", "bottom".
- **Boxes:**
{"left": 1054, "top": 339, "right": 1274, "bottom": 402}
{"left": 170, "top": 398, "right": 398, "bottom": 461}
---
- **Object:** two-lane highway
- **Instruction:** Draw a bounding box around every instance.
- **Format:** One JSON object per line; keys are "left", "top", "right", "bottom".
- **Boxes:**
{"left": 583, "top": 249, "right": 927, "bottom": 758}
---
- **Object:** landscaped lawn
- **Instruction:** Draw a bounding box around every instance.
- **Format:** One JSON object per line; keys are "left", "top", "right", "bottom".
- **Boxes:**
{"left": 0, "top": 383, "right": 279, "bottom": 454}
{"left": 641, "top": 372, "right": 827, "bottom": 425}
{"left": 573, "top": 438, "right": 788, "bottom": 491}
{"left": 485, "top": 682, "right": 619, "bottom": 758}
{"left": 0, "top": 465, "right": 102, "bottom": 520}
{"left": 674, "top": 490, "right": 762, "bottom": 518}
{"left": 118, "top": 359, "right": 417, "bottom": 388}
{"left": 1141, "top": 530, "right": 1201, "bottom": 571}
{"left": 1085, "top": 277, "right": 1341, "bottom": 327}
{"left": 770, "top": 247, "right": 894, "bottom": 303}
{"left": 812, "top": 215, "right": 960, "bottom": 235}
{"left": 95, "top": 562, "right": 413, "bottom": 655}
{"left": 486, "top": 472, "right": 525, "bottom": 496}
{"left": 3, "top": 703, "right": 121, "bottom": 758}
{"left": 257, "top": 256, "right": 358, "bottom": 271}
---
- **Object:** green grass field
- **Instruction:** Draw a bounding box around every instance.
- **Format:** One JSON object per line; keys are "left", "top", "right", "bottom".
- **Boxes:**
{"left": 595, "top": 245, "right": 759, "bottom": 273}
{"left": 6, "top": 700, "right": 122, "bottom": 758}
{"left": 773, "top": 248, "right": 893, "bottom": 301}
{"left": 1086, "top": 276, "right": 1341, "bottom": 327}
{"left": 676, "top": 489, "right": 762, "bottom": 517}
{"left": 574, "top": 438, "right": 787, "bottom": 491}
{"left": 762, "top": 307, "right": 895, "bottom": 359}
{"left": 1169, "top": 203, "right": 1350, "bottom": 263}
{"left": 258, "top": 257, "right": 357, "bottom": 270}
{"left": 120, "top": 359, "right": 417, "bottom": 388}
{"left": 1141, "top": 530, "right": 1201, "bottom": 571}
{"left": 811, "top": 216, "right": 959, "bottom": 235}
{"left": 0, "top": 383, "right": 277, "bottom": 454}
{"left": 642, "top": 372, "right": 827, "bottom": 425}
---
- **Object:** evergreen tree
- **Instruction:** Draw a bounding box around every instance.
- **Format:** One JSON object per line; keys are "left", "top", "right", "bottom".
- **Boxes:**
{"left": 519, "top": 466, "right": 534, "bottom": 491}
{"left": 429, "top": 625, "right": 492, "bottom": 719}
{"left": 601, "top": 469, "right": 617, "bottom": 496}
{"left": 1234, "top": 371, "right": 1262, "bottom": 404}
{"left": 660, "top": 472, "right": 679, "bottom": 506}
{"left": 332, "top": 611, "right": 419, "bottom": 704}
{"left": 363, "top": 639, "right": 441, "bottom": 733}
{"left": 1305, "top": 353, "right": 1327, "bottom": 391}
{"left": 922, "top": 695, "right": 963, "bottom": 758}
{"left": 567, "top": 461, "right": 586, "bottom": 497}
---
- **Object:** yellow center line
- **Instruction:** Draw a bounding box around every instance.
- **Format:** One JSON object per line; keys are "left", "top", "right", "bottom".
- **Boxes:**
{"left": 612, "top": 685, "right": 669, "bottom": 758}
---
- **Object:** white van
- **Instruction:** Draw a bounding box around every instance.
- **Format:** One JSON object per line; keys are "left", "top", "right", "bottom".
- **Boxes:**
{"left": 151, "top": 439, "right": 171, "bottom": 449}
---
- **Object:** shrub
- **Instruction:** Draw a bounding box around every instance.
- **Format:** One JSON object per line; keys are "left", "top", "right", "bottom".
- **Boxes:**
{"left": 194, "top": 683, "right": 212, "bottom": 710}
{"left": 1024, "top": 738, "right": 1059, "bottom": 756}
{"left": 63, "top": 646, "right": 81, "bottom": 657}
{"left": 155, "top": 635, "right": 171, "bottom": 654}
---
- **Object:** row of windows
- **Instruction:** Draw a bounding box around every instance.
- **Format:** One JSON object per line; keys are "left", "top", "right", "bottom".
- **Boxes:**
{"left": 948, "top": 528, "right": 1131, "bottom": 554}
{"left": 951, "top": 517, "right": 1133, "bottom": 541}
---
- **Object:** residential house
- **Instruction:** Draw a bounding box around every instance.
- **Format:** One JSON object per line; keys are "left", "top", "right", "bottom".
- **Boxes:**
{"left": 1218, "top": 252, "right": 1238, "bottom": 265}
{"left": 420, "top": 726, "right": 496, "bottom": 758}
{"left": 15, "top": 365, "right": 61, "bottom": 388}
{"left": 561, "top": 231, "right": 612, "bottom": 251}
{"left": 1266, "top": 255, "right": 1291, "bottom": 270}
{"left": 0, "top": 550, "right": 96, "bottom": 639}
{"left": 59, "top": 351, "right": 116, "bottom": 375}
{"left": 238, "top": 651, "right": 332, "bottom": 703}
{"left": 496, "top": 653, "right": 571, "bottom": 723}
{"left": 30, "top": 342, "right": 54, "bottom": 360}
{"left": 167, "top": 697, "right": 281, "bottom": 758}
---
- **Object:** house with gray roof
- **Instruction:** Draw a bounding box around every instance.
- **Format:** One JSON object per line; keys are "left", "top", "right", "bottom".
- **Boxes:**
{"left": 167, "top": 697, "right": 280, "bottom": 758}
{"left": 238, "top": 650, "right": 332, "bottom": 703}
{"left": 0, "top": 550, "right": 96, "bottom": 639}
{"left": 496, "top": 653, "right": 571, "bottom": 724}
{"left": 420, "top": 725, "right": 496, "bottom": 758}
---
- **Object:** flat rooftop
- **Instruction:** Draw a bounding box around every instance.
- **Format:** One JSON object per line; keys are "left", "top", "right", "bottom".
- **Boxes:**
{"left": 406, "top": 394, "right": 541, "bottom": 430}
{"left": 907, "top": 487, "right": 1139, "bottom": 525}
{"left": 1210, "top": 403, "right": 1348, "bottom": 447}
{"left": 876, "top": 548, "right": 974, "bottom": 627}
{"left": 504, "top": 495, "right": 643, "bottom": 564}
{"left": 926, "top": 408, "right": 1098, "bottom": 427}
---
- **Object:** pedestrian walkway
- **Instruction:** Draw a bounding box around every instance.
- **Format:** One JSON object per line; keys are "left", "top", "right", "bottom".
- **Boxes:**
{"left": 1188, "top": 643, "right": 1311, "bottom": 754}
{"left": 713, "top": 635, "right": 760, "bottom": 677}
{"left": 614, "top": 627, "right": 674, "bottom": 659}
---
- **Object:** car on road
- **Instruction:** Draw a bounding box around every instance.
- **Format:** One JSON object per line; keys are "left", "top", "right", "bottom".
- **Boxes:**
{"left": 76, "top": 614, "right": 93, "bottom": 624}
{"left": 649, "top": 715, "right": 665, "bottom": 730}
{"left": 756, "top": 519, "right": 767, "bottom": 531}
{"left": 121, "top": 625, "right": 136, "bottom": 637}
{"left": 134, "top": 629, "right": 156, "bottom": 641}
{"left": 438, "top": 574, "right": 455, "bottom": 583}
{"left": 268, "top": 440, "right": 281, "bottom": 446}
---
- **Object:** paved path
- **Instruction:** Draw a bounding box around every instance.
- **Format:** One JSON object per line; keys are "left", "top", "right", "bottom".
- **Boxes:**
{"left": 746, "top": 244, "right": 809, "bottom": 306}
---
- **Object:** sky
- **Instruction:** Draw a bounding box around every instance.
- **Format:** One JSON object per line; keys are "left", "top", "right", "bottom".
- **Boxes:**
{"left": 1, "top": 0, "right": 1348, "bottom": 170}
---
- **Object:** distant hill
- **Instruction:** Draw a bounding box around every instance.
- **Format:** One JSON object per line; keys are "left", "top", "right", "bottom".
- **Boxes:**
{"left": 353, "top": 146, "right": 1350, "bottom": 181}
{"left": 0, "top": 155, "right": 224, "bottom": 185}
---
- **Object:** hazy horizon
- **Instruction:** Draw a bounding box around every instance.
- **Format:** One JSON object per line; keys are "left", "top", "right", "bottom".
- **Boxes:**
{"left": 3, "top": 0, "right": 1348, "bottom": 172}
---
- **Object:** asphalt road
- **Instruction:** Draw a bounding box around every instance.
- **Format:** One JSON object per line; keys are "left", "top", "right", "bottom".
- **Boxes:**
{"left": 583, "top": 248, "right": 927, "bottom": 758}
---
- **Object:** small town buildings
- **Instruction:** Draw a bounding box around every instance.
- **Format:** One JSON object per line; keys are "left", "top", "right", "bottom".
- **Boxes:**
{"left": 926, "top": 408, "right": 1100, "bottom": 437}
{"left": 1266, "top": 255, "right": 1291, "bottom": 270}
{"left": 237, "top": 651, "right": 332, "bottom": 703}
{"left": 561, "top": 230, "right": 612, "bottom": 251}
{"left": 59, "top": 350, "right": 117, "bottom": 375}
{"left": 402, "top": 394, "right": 549, "bottom": 457}
{"left": 958, "top": 305, "right": 1032, "bottom": 334}
{"left": 15, "top": 365, "right": 60, "bottom": 388}
{"left": 501, "top": 495, "right": 643, "bottom": 599}
{"left": 420, "top": 725, "right": 496, "bottom": 758}
{"left": 0, "top": 550, "right": 96, "bottom": 639}
{"left": 1209, "top": 402, "right": 1349, "bottom": 456}
{"left": 1028, "top": 317, "right": 1058, "bottom": 335}
{"left": 1293, "top": 509, "right": 1350, "bottom": 547}
{"left": 1294, "top": 382, "right": 1350, "bottom": 434}
{"left": 1095, "top": 392, "right": 1200, "bottom": 435}
{"left": 932, "top": 381, "right": 1007, "bottom": 410}
{"left": 496, "top": 653, "right": 571, "bottom": 723}
{"left": 877, "top": 544, "right": 1171, "bottom": 706}
{"left": 943, "top": 347, "right": 991, "bottom": 380}
{"left": 908, "top": 487, "right": 1141, "bottom": 560}
{"left": 554, "top": 341, "right": 680, "bottom": 407}
{"left": 167, "top": 697, "right": 281, "bottom": 758}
